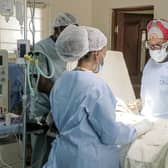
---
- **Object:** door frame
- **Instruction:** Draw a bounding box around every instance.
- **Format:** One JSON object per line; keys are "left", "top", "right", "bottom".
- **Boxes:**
{"left": 111, "top": 5, "right": 154, "bottom": 50}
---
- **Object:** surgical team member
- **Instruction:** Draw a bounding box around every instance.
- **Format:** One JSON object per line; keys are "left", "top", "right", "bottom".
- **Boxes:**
{"left": 43, "top": 25, "right": 136, "bottom": 168}
{"left": 30, "top": 13, "right": 78, "bottom": 168}
{"left": 141, "top": 19, "right": 168, "bottom": 118}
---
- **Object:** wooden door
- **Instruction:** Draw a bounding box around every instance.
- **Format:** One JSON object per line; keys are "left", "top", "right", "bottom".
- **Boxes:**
{"left": 113, "top": 13, "right": 153, "bottom": 97}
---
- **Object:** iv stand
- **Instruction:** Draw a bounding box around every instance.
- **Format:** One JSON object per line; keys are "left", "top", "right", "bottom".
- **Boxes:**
{"left": 22, "top": 0, "right": 27, "bottom": 168}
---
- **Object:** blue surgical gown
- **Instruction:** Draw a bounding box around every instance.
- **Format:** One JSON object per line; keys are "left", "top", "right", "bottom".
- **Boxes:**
{"left": 43, "top": 70, "right": 136, "bottom": 168}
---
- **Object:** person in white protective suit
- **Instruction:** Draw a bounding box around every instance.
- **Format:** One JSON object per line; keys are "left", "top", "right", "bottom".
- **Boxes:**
{"left": 141, "top": 19, "right": 168, "bottom": 118}
{"left": 43, "top": 24, "right": 136, "bottom": 168}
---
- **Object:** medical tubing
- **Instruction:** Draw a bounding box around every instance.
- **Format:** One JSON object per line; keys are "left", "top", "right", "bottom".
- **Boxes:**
{"left": 33, "top": 50, "right": 55, "bottom": 79}
{"left": 27, "top": 61, "right": 35, "bottom": 96}
{"left": 25, "top": 50, "right": 55, "bottom": 96}
{"left": 35, "top": 71, "right": 40, "bottom": 91}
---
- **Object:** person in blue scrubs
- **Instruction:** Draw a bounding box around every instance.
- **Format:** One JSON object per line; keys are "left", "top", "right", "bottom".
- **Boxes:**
{"left": 30, "top": 13, "right": 78, "bottom": 168}
{"left": 43, "top": 25, "right": 136, "bottom": 168}
{"left": 141, "top": 19, "right": 168, "bottom": 118}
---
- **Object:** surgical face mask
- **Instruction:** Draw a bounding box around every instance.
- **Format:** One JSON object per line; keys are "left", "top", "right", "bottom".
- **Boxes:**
{"left": 94, "top": 60, "right": 104, "bottom": 73}
{"left": 149, "top": 47, "right": 168, "bottom": 63}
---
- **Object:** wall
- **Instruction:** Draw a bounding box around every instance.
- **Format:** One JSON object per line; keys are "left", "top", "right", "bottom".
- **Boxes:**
{"left": 92, "top": 0, "right": 168, "bottom": 49}
{"left": 41, "top": 0, "right": 92, "bottom": 38}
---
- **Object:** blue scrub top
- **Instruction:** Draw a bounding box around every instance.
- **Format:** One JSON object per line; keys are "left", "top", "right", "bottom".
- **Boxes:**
{"left": 30, "top": 37, "right": 66, "bottom": 120}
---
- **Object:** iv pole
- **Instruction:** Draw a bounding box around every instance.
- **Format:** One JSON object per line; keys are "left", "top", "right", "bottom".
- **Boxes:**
{"left": 22, "top": 0, "right": 27, "bottom": 167}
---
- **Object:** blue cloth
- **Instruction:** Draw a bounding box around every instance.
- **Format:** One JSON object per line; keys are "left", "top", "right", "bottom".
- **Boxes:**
{"left": 43, "top": 71, "right": 136, "bottom": 168}
{"left": 8, "top": 64, "right": 24, "bottom": 111}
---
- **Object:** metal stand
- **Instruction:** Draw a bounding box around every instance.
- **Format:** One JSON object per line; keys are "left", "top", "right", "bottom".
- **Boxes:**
{"left": 22, "top": 65, "right": 27, "bottom": 168}
{"left": 22, "top": 0, "right": 27, "bottom": 168}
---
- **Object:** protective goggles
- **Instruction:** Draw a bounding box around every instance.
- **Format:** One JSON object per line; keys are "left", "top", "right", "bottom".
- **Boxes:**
{"left": 145, "top": 40, "right": 168, "bottom": 50}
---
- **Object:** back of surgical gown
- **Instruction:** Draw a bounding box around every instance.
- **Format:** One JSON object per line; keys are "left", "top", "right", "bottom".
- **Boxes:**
{"left": 43, "top": 71, "right": 136, "bottom": 168}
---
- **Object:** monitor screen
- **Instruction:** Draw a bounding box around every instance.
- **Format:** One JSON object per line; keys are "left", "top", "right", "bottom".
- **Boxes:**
{"left": 20, "top": 44, "right": 26, "bottom": 58}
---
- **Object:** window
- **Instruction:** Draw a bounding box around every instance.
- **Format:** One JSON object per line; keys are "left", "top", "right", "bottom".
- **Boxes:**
{"left": 0, "top": 7, "right": 42, "bottom": 53}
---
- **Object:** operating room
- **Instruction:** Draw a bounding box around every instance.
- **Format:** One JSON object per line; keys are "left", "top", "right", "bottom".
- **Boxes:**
{"left": 0, "top": 0, "right": 168, "bottom": 168}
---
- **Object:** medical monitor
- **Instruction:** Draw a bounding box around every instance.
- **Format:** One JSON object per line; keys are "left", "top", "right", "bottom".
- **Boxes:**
{"left": 0, "top": 50, "right": 8, "bottom": 116}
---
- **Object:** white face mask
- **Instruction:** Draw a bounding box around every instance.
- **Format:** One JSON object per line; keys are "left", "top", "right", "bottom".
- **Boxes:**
{"left": 94, "top": 60, "right": 104, "bottom": 73}
{"left": 149, "top": 47, "right": 168, "bottom": 63}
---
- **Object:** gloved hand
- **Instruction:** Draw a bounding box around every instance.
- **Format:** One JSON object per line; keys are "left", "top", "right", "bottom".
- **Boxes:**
{"left": 134, "top": 119, "right": 153, "bottom": 137}
{"left": 116, "top": 98, "right": 132, "bottom": 113}
{"left": 46, "top": 112, "right": 58, "bottom": 137}
{"left": 46, "top": 112, "right": 53, "bottom": 126}
{"left": 127, "top": 99, "right": 142, "bottom": 114}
